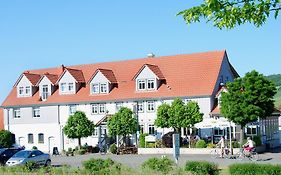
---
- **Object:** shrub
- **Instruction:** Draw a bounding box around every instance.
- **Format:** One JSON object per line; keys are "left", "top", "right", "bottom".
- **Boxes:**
{"left": 24, "top": 161, "right": 38, "bottom": 172}
{"left": 185, "top": 161, "right": 219, "bottom": 175}
{"left": 109, "top": 144, "right": 117, "bottom": 154}
{"left": 207, "top": 143, "right": 216, "bottom": 148}
{"left": 229, "top": 163, "right": 281, "bottom": 175}
{"left": 155, "top": 139, "right": 164, "bottom": 148}
{"left": 32, "top": 146, "right": 38, "bottom": 150}
{"left": 76, "top": 148, "right": 86, "bottom": 155}
{"left": 196, "top": 140, "right": 207, "bottom": 148}
{"left": 139, "top": 133, "right": 148, "bottom": 148}
{"left": 0, "top": 130, "right": 13, "bottom": 148}
{"left": 253, "top": 136, "right": 262, "bottom": 146}
{"left": 141, "top": 157, "right": 174, "bottom": 174}
{"left": 83, "top": 158, "right": 121, "bottom": 174}
{"left": 92, "top": 146, "right": 100, "bottom": 153}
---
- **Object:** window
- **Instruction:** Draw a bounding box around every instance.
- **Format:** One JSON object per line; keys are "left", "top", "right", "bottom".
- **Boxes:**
{"left": 147, "top": 79, "right": 155, "bottom": 90}
{"left": 25, "top": 86, "right": 31, "bottom": 95}
{"left": 61, "top": 83, "right": 67, "bottom": 92}
{"left": 99, "top": 103, "right": 106, "bottom": 114}
{"left": 137, "top": 102, "right": 144, "bottom": 112}
{"left": 68, "top": 83, "right": 74, "bottom": 92}
{"left": 19, "top": 87, "right": 24, "bottom": 95}
{"left": 93, "top": 128, "right": 98, "bottom": 137}
{"left": 137, "top": 79, "right": 146, "bottom": 90}
{"left": 42, "top": 85, "right": 49, "bottom": 100}
{"left": 246, "top": 126, "right": 257, "bottom": 135}
{"left": 33, "top": 107, "right": 40, "bottom": 118}
{"left": 115, "top": 102, "right": 123, "bottom": 111}
{"left": 214, "top": 128, "right": 224, "bottom": 136}
{"left": 100, "top": 83, "right": 107, "bottom": 93}
{"left": 69, "top": 105, "right": 76, "bottom": 115}
{"left": 147, "top": 101, "right": 155, "bottom": 112}
{"left": 91, "top": 104, "right": 99, "bottom": 114}
{"left": 140, "top": 124, "right": 144, "bottom": 134}
{"left": 148, "top": 125, "right": 156, "bottom": 135}
{"left": 38, "top": 133, "right": 44, "bottom": 143}
{"left": 14, "top": 109, "right": 21, "bottom": 118}
{"left": 28, "top": 134, "right": 34, "bottom": 144}
{"left": 91, "top": 83, "right": 99, "bottom": 94}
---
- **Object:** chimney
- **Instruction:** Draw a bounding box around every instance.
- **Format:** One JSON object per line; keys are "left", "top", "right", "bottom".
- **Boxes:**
{"left": 147, "top": 53, "right": 155, "bottom": 58}
{"left": 61, "top": 64, "right": 65, "bottom": 73}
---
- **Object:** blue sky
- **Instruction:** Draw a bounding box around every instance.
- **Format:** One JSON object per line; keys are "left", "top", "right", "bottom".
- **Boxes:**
{"left": 0, "top": 0, "right": 280, "bottom": 103}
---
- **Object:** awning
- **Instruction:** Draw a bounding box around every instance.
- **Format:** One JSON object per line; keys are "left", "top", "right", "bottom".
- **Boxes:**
{"left": 195, "top": 118, "right": 231, "bottom": 129}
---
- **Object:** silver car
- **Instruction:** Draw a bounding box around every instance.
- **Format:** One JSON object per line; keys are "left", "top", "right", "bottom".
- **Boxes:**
{"left": 6, "top": 150, "right": 51, "bottom": 167}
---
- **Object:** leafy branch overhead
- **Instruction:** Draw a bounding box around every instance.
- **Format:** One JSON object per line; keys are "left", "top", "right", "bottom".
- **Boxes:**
{"left": 178, "top": 0, "right": 281, "bottom": 29}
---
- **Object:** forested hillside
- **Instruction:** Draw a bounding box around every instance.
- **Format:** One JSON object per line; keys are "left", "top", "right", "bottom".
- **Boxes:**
{"left": 266, "top": 74, "right": 281, "bottom": 109}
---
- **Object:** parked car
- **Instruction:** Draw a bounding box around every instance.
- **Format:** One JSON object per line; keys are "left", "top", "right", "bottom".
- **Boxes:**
{"left": 0, "top": 148, "right": 21, "bottom": 165}
{"left": 6, "top": 150, "right": 51, "bottom": 167}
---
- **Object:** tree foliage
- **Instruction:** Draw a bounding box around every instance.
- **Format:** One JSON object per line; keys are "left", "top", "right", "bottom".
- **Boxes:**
{"left": 178, "top": 0, "right": 281, "bottom": 29}
{"left": 0, "top": 130, "right": 13, "bottom": 148}
{"left": 63, "top": 111, "right": 95, "bottom": 147}
{"left": 107, "top": 107, "right": 138, "bottom": 139}
{"left": 155, "top": 98, "right": 203, "bottom": 133}
{"left": 220, "top": 70, "right": 277, "bottom": 127}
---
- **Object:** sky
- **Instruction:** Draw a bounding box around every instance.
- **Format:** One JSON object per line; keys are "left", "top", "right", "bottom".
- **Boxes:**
{"left": 0, "top": 0, "right": 280, "bottom": 104}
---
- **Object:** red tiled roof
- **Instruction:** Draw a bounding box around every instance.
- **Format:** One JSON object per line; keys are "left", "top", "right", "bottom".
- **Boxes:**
{"left": 133, "top": 64, "right": 165, "bottom": 80}
{"left": 56, "top": 68, "right": 85, "bottom": 84}
{"left": 36, "top": 73, "right": 59, "bottom": 85}
{"left": 14, "top": 72, "right": 41, "bottom": 87}
{"left": 0, "top": 108, "right": 3, "bottom": 130}
{"left": 88, "top": 69, "right": 117, "bottom": 84}
{"left": 2, "top": 50, "right": 236, "bottom": 107}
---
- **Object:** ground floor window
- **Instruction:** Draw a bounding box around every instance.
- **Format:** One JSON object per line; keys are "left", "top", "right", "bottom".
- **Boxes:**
{"left": 38, "top": 133, "right": 44, "bottom": 143}
{"left": 28, "top": 133, "right": 34, "bottom": 144}
{"left": 214, "top": 128, "right": 224, "bottom": 136}
{"left": 246, "top": 126, "right": 257, "bottom": 136}
{"left": 148, "top": 125, "right": 156, "bottom": 135}
{"left": 139, "top": 124, "right": 144, "bottom": 134}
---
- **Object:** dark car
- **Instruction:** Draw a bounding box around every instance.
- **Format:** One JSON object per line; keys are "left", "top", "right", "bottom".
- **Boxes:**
{"left": 0, "top": 148, "right": 21, "bottom": 165}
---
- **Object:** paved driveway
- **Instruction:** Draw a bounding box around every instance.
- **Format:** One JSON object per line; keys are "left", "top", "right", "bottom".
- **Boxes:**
{"left": 51, "top": 151, "right": 281, "bottom": 169}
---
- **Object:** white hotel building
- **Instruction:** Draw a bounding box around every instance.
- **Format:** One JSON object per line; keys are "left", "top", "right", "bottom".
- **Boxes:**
{"left": 1, "top": 50, "right": 279, "bottom": 153}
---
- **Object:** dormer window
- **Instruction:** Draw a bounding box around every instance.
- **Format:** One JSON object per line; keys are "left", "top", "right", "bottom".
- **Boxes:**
{"left": 68, "top": 83, "right": 74, "bottom": 92}
{"left": 36, "top": 73, "right": 59, "bottom": 101}
{"left": 19, "top": 87, "right": 24, "bottom": 95}
{"left": 42, "top": 85, "right": 49, "bottom": 100}
{"left": 25, "top": 86, "right": 31, "bottom": 95}
{"left": 61, "top": 83, "right": 67, "bottom": 92}
{"left": 133, "top": 64, "right": 165, "bottom": 92}
{"left": 88, "top": 69, "right": 117, "bottom": 95}
{"left": 15, "top": 72, "right": 41, "bottom": 98}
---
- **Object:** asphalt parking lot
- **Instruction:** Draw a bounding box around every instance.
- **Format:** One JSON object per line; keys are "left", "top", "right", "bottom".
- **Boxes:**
{"left": 51, "top": 149, "right": 281, "bottom": 169}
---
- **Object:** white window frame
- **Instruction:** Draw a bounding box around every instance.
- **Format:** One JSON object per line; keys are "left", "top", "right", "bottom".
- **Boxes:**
{"left": 100, "top": 83, "right": 108, "bottom": 93}
{"left": 69, "top": 105, "right": 77, "bottom": 115}
{"left": 14, "top": 109, "right": 21, "bottom": 119}
{"left": 93, "top": 127, "right": 98, "bottom": 137}
{"left": 147, "top": 101, "right": 155, "bottom": 112}
{"left": 99, "top": 103, "right": 106, "bottom": 114}
{"left": 68, "top": 83, "right": 74, "bottom": 92}
{"left": 33, "top": 107, "right": 40, "bottom": 118}
{"left": 42, "top": 85, "right": 49, "bottom": 100}
{"left": 38, "top": 133, "right": 44, "bottom": 144}
{"left": 61, "top": 83, "right": 67, "bottom": 92}
{"left": 91, "top": 83, "right": 99, "bottom": 94}
{"left": 140, "top": 124, "right": 144, "bottom": 134}
{"left": 25, "top": 86, "right": 31, "bottom": 95}
{"left": 137, "top": 79, "right": 146, "bottom": 91}
{"left": 91, "top": 104, "right": 99, "bottom": 114}
{"left": 148, "top": 124, "right": 156, "bottom": 135}
{"left": 115, "top": 102, "right": 123, "bottom": 111}
{"left": 147, "top": 79, "right": 155, "bottom": 90}
{"left": 19, "top": 87, "right": 24, "bottom": 95}
{"left": 28, "top": 133, "right": 34, "bottom": 144}
{"left": 137, "top": 102, "right": 144, "bottom": 113}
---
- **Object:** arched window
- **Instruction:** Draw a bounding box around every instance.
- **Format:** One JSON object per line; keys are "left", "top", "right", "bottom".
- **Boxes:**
{"left": 38, "top": 133, "right": 44, "bottom": 144}
{"left": 28, "top": 134, "right": 34, "bottom": 144}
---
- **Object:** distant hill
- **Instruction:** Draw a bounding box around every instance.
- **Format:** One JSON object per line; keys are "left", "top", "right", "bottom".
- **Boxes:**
{"left": 266, "top": 74, "right": 281, "bottom": 109}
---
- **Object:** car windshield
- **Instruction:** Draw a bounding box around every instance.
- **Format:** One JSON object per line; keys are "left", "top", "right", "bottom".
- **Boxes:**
{"left": 12, "top": 151, "right": 31, "bottom": 158}
{"left": 0, "top": 149, "right": 6, "bottom": 154}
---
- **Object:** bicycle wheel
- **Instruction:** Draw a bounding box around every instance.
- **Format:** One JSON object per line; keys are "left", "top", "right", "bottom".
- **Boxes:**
{"left": 234, "top": 151, "right": 244, "bottom": 160}
{"left": 250, "top": 152, "right": 259, "bottom": 161}
{"left": 210, "top": 149, "right": 219, "bottom": 159}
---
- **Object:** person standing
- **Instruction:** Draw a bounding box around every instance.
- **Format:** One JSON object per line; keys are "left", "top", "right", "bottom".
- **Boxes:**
{"left": 217, "top": 136, "right": 225, "bottom": 158}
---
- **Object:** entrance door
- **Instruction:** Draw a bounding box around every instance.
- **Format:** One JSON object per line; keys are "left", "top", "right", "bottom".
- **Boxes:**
{"left": 18, "top": 137, "right": 25, "bottom": 147}
{"left": 48, "top": 137, "right": 55, "bottom": 154}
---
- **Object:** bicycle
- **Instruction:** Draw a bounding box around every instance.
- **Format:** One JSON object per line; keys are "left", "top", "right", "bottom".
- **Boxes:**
{"left": 235, "top": 147, "right": 259, "bottom": 161}
{"left": 210, "top": 146, "right": 230, "bottom": 159}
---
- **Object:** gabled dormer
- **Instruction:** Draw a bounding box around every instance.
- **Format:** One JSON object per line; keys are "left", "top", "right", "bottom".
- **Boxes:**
{"left": 133, "top": 64, "right": 165, "bottom": 91}
{"left": 56, "top": 67, "right": 85, "bottom": 95}
{"left": 88, "top": 69, "right": 117, "bottom": 95}
{"left": 36, "top": 73, "right": 58, "bottom": 101}
{"left": 14, "top": 72, "right": 41, "bottom": 98}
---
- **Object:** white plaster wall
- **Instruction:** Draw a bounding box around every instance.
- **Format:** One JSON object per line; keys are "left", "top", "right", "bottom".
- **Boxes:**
{"left": 9, "top": 123, "right": 61, "bottom": 153}
{"left": 38, "top": 77, "right": 52, "bottom": 98}
{"left": 136, "top": 66, "right": 157, "bottom": 79}
{"left": 91, "top": 71, "right": 108, "bottom": 83}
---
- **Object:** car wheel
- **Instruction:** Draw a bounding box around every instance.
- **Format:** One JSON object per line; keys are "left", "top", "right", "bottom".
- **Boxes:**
{"left": 45, "top": 159, "right": 51, "bottom": 167}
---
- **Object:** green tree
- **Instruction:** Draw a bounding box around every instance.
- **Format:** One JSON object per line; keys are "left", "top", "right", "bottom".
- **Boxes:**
{"left": 0, "top": 130, "right": 13, "bottom": 148}
{"left": 220, "top": 70, "right": 276, "bottom": 144}
{"left": 107, "top": 107, "right": 138, "bottom": 146}
{"left": 178, "top": 0, "right": 281, "bottom": 29}
{"left": 63, "top": 111, "right": 95, "bottom": 148}
{"left": 155, "top": 98, "right": 203, "bottom": 133}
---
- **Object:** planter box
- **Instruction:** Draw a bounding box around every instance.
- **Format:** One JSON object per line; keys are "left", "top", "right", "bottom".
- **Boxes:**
{"left": 138, "top": 148, "right": 240, "bottom": 155}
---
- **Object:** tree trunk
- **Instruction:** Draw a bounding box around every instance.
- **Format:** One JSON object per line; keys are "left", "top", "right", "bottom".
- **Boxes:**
{"left": 78, "top": 138, "right": 81, "bottom": 149}
{"left": 240, "top": 126, "right": 244, "bottom": 148}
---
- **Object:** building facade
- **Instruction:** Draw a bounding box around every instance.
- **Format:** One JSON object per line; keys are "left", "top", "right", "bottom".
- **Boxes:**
{"left": 1, "top": 51, "right": 241, "bottom": 152}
